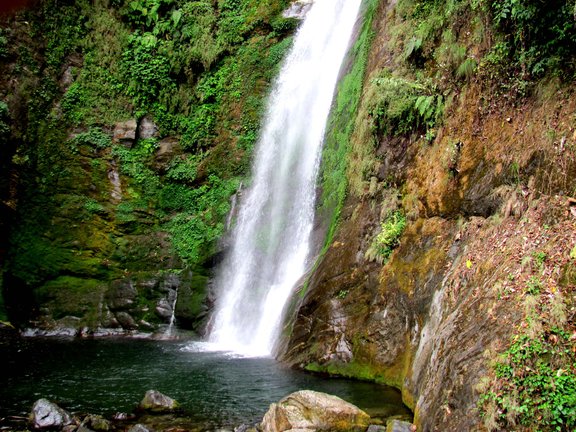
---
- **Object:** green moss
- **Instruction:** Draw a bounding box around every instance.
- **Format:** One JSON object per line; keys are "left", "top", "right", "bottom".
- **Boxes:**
{"left": 175, "top": 273, "right": 208, "bottom": 325}
{"left": 1, "top": 0, "right": 296, "bottom": 324}
{"left": 36, "top": 276, "right": 106, "bottom": 324}
{"left": 318, "top": 0, "right": 379, "bottom": 231}
{"left": 305, "top": 359, "right": 405, "bottom": 388}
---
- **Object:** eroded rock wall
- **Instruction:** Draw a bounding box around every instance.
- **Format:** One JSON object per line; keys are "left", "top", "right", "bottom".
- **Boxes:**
{"left": 282, "top": 1, "right": 576, "bottom": 430}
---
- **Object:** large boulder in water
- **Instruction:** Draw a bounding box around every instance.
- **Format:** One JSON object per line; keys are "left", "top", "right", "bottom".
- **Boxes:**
{"left": 260, "top": 390, "right": 371, "bottom": 432}
{"left": 139, "top": 390, "right": 179, "bottom": 412}
{"left": 30, "top": 398, "right": 73, "bottom": 429}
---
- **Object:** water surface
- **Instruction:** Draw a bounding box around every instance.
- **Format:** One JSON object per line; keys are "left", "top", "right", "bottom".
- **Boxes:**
{"left": 0, "top": 337, "right": 410, "bottom": 428}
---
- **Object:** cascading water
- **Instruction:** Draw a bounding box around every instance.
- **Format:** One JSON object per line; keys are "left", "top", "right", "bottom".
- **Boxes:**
{"left": 208, "top": 0, "right": 362, "bottom": 356}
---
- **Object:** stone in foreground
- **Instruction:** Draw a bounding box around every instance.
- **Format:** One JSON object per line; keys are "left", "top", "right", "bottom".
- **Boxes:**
{"left": 30, "top": 398, "right": 73, "bottom": 429}
{"left": 139, "top": 390, "right": 180, "bottom": 412}
{"left": 386, "top": 420, "right": 416, "bottom": 432}
{"left": 261, "top": 390, "right": 371, "bottom": 432}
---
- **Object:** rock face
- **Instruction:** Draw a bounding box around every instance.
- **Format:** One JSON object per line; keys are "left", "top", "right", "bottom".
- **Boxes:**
{"left": 113, "top": 120, "right": 137, "bottom": 146}
{"left": 137, "top": 117, "right": 158, "bottom": 140}
{"left": 139, "top": 390, "right": 179, "bottom": 413}
{"left": 260, "top": 390, "right": 371, "bottom": 432}
{"left": 30, "top": 399, "right": 73, "bottom": 429}
{"left": 280, "top": 1, "right": 576, "bottom": 431}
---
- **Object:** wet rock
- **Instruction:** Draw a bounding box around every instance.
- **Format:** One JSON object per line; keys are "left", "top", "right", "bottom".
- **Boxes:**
{"left": 30, "top": 398, "right": 73, "bottom": 429}
{"left": 386, "top": 420, "right": 415, "bottom": 432}
{"left": 155, "top": 298, "right": 173, "bottom": 320}
{"left": 153, "top": 137, "right": 181, "bottom": 171}
{"left": 115, "top": 312, "right": 137, "bottom": 329}
{"left": 138, "top": 117, "right": 158, "bottom": 140}
{"left": 127, "top": 424, "right": 154, "bottom": 432}
{"left": 283, "top": 0, "right": 313, "bottom": 19}
{"left": 113, "top": 120, "right": 137, "bottom": 146}
{"left": 83, "top": 415, "right": 111, "bottom": 431}
{"left": 139, "top": 390, "right": 180, "bottom": 413}
{"left": 367, "top": 426, "right": 387, "bottom": 432}
{"left": 112, "top": 412, "right": 134, "bottom": 421}
{"left": 260, "top": 390, "right": 370, "bottom": 432}
{"left": 107, "top": 279, "right": 137, "bottom": 311}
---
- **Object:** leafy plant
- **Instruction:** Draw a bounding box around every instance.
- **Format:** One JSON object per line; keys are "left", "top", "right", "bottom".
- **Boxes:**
{"left": 122, "top": 32, "right": 175, "bottom": 108}
{"left": 481, "top": 0, "right": 576, "bottom": 78}
{"left": 69, "top": 128, "right": 112, "bottom": 151}
{"left": 370, "top": 74, "right": 445, "bottom": 136}
{"left": 525, "top": 276, "right": 542, "bottom": 295}
{"left": 365, "top": 211, "right": 407, "bottom": 264}
{"left": 480, "top": 329, "right": 576, "bottom": 431}
{"left": 0, "top": 101, "right": 10, "bottom": 139}
{"left": 84, "top": 198, "right": 106, "bottom": 214}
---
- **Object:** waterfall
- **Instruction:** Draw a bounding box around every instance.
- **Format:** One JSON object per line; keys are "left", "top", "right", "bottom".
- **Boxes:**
{"left": 166, "top": 287, "right": 178, "bottom": 337}
{"left": 208, "top": 0, "right": 362, "bottom": 356}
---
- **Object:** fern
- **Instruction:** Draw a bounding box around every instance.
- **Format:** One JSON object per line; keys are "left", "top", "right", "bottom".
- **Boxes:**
{"left": 456, "top": 58, "right": 478, "bottom": 78}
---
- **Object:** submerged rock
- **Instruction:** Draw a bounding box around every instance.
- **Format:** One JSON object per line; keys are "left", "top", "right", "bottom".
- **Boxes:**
{"left": 139, "top": 390, "right": 179, "bottom": 413}
{"left": 260, "top": 390, "right": 370, "bottom": 432}
{"left": 127, "top": 424, "right": 154, "bottom": 432}
{"left": 30, "top": 398, "right": 73, "bottom": 429}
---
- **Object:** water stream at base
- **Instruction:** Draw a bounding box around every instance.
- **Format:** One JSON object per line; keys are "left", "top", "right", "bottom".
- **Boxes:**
{"left": 207, "top": 0, "right": 362, "bottom": 357}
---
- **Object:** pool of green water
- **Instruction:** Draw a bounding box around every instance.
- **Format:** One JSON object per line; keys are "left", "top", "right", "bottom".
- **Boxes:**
{"left": 0, "top": 336, "right": 411, "bottom": 429}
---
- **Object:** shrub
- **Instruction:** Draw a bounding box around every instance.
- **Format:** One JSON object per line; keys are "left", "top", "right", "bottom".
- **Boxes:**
{"left": 369, "top": 74, "right": 444, "bottom": 136}
{"left": 365, "top": 211, "right": 407, "bottom": 264}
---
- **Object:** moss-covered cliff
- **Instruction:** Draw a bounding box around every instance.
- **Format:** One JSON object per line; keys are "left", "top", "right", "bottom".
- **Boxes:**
{"left": 282, "top": 0, "right": 576, "bottom": 431}
{"left": 0, "top": 0, "right": 296, "bottom": 331}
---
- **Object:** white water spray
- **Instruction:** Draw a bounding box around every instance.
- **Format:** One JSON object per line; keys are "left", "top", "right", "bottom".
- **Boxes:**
{"left": 208, "top": 0, "right": 362, "bottom": 356}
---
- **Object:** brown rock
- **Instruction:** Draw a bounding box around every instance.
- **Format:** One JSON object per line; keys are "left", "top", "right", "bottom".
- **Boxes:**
{"left": 261, "top": 390, "right": 371, "bottom": 432}
{"left": 113, "top": 120, "right": 137, "bottom": 146}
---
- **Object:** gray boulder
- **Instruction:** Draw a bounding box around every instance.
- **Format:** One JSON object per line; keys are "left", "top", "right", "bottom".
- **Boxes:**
{"left": 261, "top": 390, "right": 371, "bottom": 432}
{"left": 30, "top": 398, "right": 73, "bottom": 429}
{"left": 127, "top": 424, "right": 154, "bottom": 432}
{"left": 139, "top": 390, "right": 179, "bottom": 412}
{"left": 137, "top": 117, "right": 158, "bottom": 140}
{"left": 386, "top": 420, "right": 416, "bottom": 432}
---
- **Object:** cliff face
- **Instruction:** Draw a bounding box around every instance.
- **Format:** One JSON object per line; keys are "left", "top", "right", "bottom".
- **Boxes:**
{"left": 0, "top": 0, "right": 294, "bottom": 332}
{"left": 283, "top": 1, "right": 576, "bottom": 430}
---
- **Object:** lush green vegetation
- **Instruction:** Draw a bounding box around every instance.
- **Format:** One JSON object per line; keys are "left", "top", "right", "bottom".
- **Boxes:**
{"left": 0, "top": 0, "right": 295, "bottom": 325}
{"left": 316, "top": 0, "right": 380, "bottom": 248}
{"left": 365, "top": 211, "right": 407, "bottom": 264}
{"left": 479, "top": 277, "right": 576, "bottom": 431}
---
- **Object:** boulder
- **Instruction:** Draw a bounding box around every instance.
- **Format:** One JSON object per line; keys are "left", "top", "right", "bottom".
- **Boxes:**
{"left": 139, "top": 390, "right": 179, "bottom": 413}
{"left": 386, "top": 420, "right": 416, "bottom": 432}
{"left": 138, "top": 117, "right": 158, "bottom": 140}
{"left": 115, "top": 311, "right": 137, "bottom": 329}
{"left": 30, "top": 398, "right": 73, "bottom": 429}
{"left": 113, "top": 120, "right": 137, "bottom": 146}
{"left": 127, "top": 424, "right": 154, "bottom": 432}
{"left": 153, "top": 137, "right": 181, "bottom": 171}
{"left": 106, "top": 279, "right": 137, "bottom": 311}
{"left": 260, "top": 390, "right": 371, "bottom": 432}
{"left": 82, "top": 414, "right": 111, "bottom": 431}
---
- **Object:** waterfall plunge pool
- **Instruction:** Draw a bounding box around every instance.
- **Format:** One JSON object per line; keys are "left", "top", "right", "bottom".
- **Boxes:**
{"left": 0, "top": 336, "right": 412, "bottom": 429}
